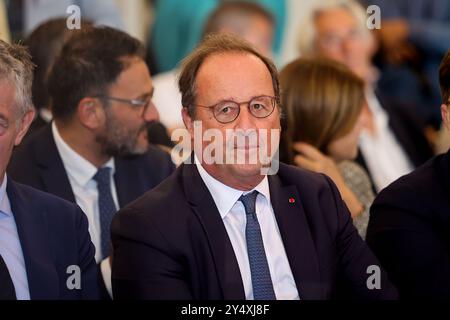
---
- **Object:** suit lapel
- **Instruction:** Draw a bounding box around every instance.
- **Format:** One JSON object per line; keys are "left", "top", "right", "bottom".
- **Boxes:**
{"left": 182, "top": 163, "right": 246, "bottom": 299}
{"left": 7, "top": 181, "right": 59, "bottom": 299}
{"left": 35, "top": 125, "right": 75, "bottom": 203}
{"left": 268, "top": 174, "right": 323, "bottom": 300}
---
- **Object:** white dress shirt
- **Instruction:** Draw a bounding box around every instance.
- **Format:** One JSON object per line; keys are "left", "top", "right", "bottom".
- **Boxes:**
{"left": 52, "top": 122, "right": 117, "bottom": 295}
{"left": 195, "top": 158, "right": 300, "bottom": 300}
{"left": 0, "top": 175, "right": 30, "bottom": 300}
{"left": 359, "top": 91, "right": 414, "bottom": 192}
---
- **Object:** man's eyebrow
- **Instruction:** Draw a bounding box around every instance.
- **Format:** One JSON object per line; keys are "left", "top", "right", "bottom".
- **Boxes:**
{"left": 211, "top": 95, "right": 269, "bottom": 104}
{"left": 136, "top": 88, "right": 154, "bottom": 100}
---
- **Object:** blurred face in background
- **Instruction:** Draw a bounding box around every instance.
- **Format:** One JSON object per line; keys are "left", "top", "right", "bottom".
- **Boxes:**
{"left": 240, "top": 15, "right": 274, "bottom": 58}
{"left": 218, "top": 14, "right": 274, "bottom": 59}
{"left": 97, "top": 57, "right": 159, "bottom": 156}
{"left": 327, "top": 106, "right": 367, "bottom": 162}
{"left": 314, "top": 8, "right": 373, "bottom": 80}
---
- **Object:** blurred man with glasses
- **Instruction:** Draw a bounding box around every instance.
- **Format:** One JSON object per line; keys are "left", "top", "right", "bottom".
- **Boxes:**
{"left": 111, "top": 34, "right": 397, "bottom": 300}
{"left": 7, "top": 26, "right": 175, "bottom": 299}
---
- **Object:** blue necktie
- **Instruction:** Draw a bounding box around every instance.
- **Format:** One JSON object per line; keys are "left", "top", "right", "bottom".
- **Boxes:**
{"left": 239, "top": 191, "right": 276, "bottom": 300}
{"left": 93, "top": 167, "right": 117, "bottom": 259}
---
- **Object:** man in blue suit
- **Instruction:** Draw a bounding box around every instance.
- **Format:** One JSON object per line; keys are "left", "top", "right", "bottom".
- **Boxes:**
{"left": 0, "top": 40, "right": 98, "bottom": 299}
{"left": 111, "top": 34, "right": 398, "bottom": 300}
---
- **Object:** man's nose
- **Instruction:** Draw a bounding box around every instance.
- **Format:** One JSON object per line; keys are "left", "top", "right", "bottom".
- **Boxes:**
{"left": 234, "top": 105, "right": 257, "bottom": 130}
{"left": 143, "top": 101, "right": 160, "bottom": 122}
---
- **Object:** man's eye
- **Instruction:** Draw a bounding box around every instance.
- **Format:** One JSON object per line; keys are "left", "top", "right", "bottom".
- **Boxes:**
{"left": 217, "top": 104, "right": 236, "bottom": 114}
{"left": 0, "top": 123, "right": 8, "bottom": 134}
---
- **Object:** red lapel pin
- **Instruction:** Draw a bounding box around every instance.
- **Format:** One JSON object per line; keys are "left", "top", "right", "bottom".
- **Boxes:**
{"left": 289, "top": 197, "right": 295, "bottom": 204}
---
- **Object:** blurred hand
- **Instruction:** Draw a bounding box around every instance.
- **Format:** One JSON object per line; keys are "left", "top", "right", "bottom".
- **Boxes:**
{"left": 293, "top": 142, "right": 346, "bottom": 188}
{"left": 293, "top": 142, "right": 364, "bottom": 218}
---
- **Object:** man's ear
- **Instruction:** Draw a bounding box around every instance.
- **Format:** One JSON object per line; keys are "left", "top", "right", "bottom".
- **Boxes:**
{"left": 442, "top": 104, "right": 450, "bottom": 131}
{"left": 77, "top": 97, "right": 104, "bottom": 129}
{"left": 181, "top": 107, "right": 194, "bottom": 135}
{"left": 14, "top": 108, "right": 35, "bottom": 146}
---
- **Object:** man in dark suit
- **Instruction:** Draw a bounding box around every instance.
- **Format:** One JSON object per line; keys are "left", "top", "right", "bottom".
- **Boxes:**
{"left": 111, "top": 34, "right": 398, "bottom": 300}
{"left": 367, "top": 51, "right": 450, "bottom": 299}
{"left": 8, "top": 26, "right": 175, "bottom": 298}
{"left": 0, "top": 40, "right": 98, "bottom": 299}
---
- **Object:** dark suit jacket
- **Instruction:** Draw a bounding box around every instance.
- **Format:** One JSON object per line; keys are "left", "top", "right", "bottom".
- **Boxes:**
{"left": 367, "top": 149, "right": 450, "bottom": 299}
{"left": 356, "top": 94, "right": 434, "bottom": 192}
{"left": 7, "top": 124, "right": 175, "bottom": 299}
{"left": 111, "top": 161, "right": 398, "bottom": 300}
{"left": 7, "top": 180, "right": 99, "bottom": 299}
{"left": 7, "top": 124, "right": 175, "bottom": 208}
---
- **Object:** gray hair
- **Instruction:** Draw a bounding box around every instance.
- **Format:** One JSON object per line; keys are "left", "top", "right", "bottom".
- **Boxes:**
{"left": 298, "top": 0, "right": 370, "bottom": 56}
{"left": 0, "top": 40, "right": 34, "bottom": 119}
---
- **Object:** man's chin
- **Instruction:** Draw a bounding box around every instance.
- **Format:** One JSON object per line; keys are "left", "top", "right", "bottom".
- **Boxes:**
{"left": 228, "top": 163, "right": 264, "bottom": 178}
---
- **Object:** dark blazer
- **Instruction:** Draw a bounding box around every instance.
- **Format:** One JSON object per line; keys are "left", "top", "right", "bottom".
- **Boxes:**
{"left": 7, "top": 124, "right": 175, "bottom": 208}
{"left": 7, "top": 180, "right": 99, "bottom": 299}
{"left": 111, "top": 161, "right": 398, "bottom": 300}
{"left": 356, "top": 94, "right": 434, "bottom": 192}
{"left": 367, "top": 149, "right": 450, "bottom": 299}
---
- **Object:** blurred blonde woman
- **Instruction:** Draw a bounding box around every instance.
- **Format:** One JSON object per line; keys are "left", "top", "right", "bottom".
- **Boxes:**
{"left": 280, "top": 57, "right": 372, "bottom": 238}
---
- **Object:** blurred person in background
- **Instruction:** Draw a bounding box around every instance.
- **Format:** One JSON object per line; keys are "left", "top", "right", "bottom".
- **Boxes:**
{"left": 149, "top": 0, "right": 285, "bottom": 74}
{"left": 299, "top": 0, "right": 433, "bottom": 193}
{"left": 153, "top": 0, "right": 276, "bottom": 133}
{"left": 367, "top": 51, "right": 450, "bottom": 299}
{"left": 360, "top": 0, "right": 450, "bottom": 130}
{"left": 8, "top": 26, "right": 175, "bottom": 299}
{"left": 280, "top": 57, "right": 372, "bottom": 239}
{"left": 23, "top": 18, "right": 92, "bottom": 138}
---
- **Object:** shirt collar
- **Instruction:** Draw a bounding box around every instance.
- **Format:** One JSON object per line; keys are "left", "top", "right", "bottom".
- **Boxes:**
{"left": 52, "top": 122, "right": 115, "bottom": 187}
{"left": 194, "top": 155, "right": 270, "bottom": 220}
{"left": 0, "top": 174, "right": 12, "bottom": 217}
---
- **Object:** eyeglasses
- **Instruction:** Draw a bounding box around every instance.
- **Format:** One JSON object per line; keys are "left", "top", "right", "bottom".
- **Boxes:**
{"left": 194, "top": 95, "right": 277, "bottom": 124}
{"left": 318, "top": 29, "right": 364, "bottom": 48}
{"left": 93, "top": 95, "right": 153, "bottom": 116}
